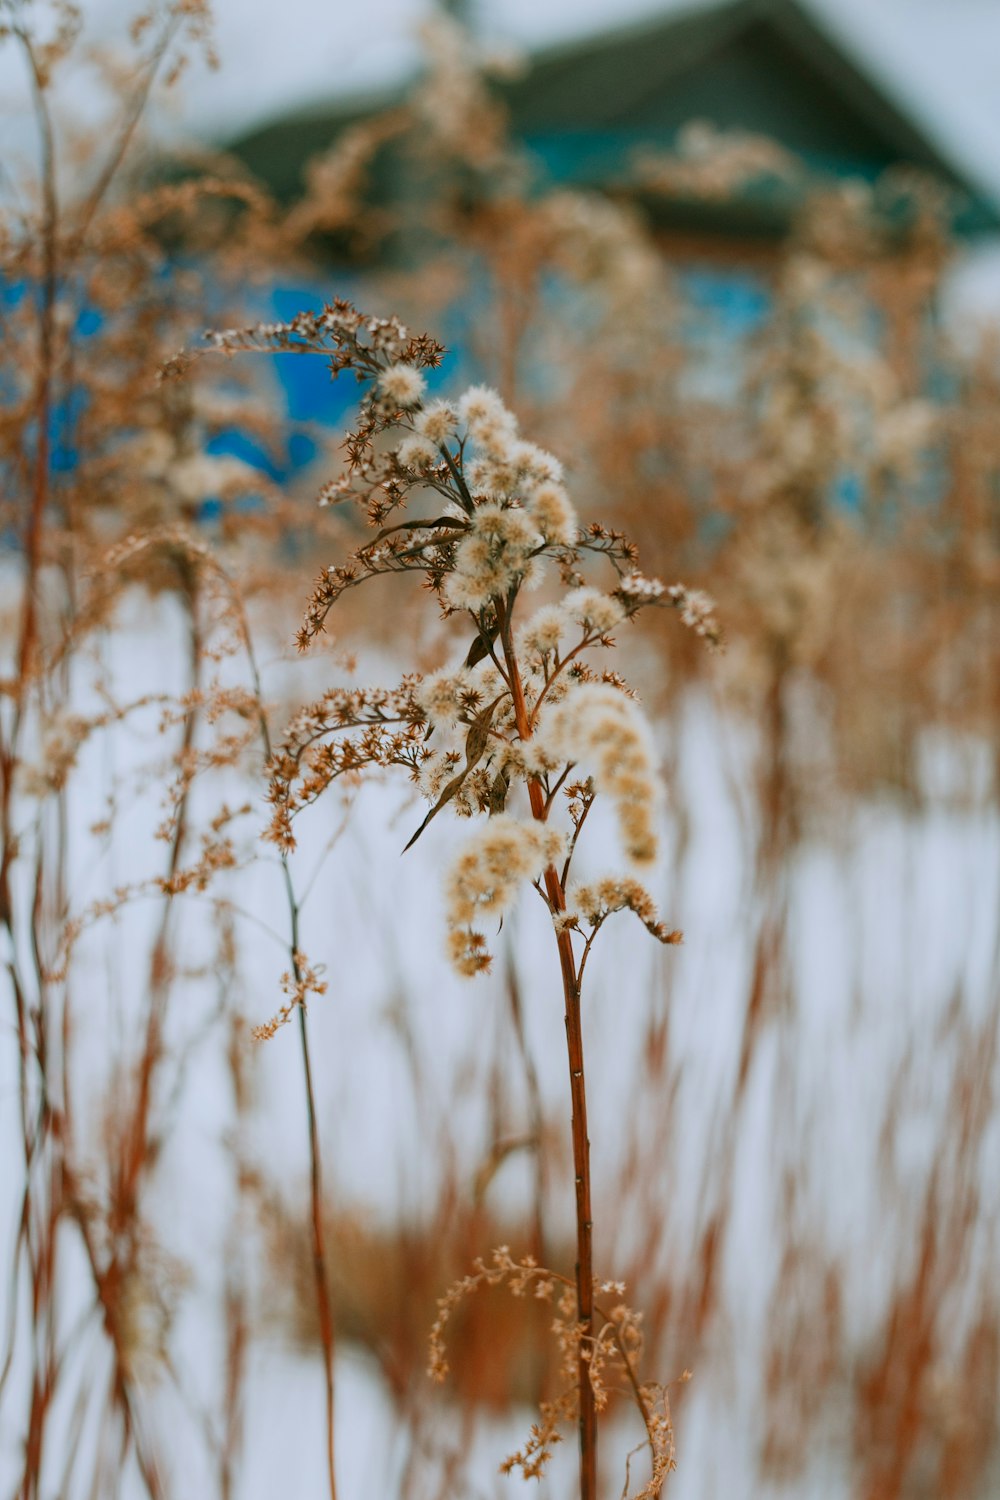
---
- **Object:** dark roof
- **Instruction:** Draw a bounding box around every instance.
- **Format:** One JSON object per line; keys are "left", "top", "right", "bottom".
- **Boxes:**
{"left": 229, "top": 0, "right": 1000, "bottom": 237}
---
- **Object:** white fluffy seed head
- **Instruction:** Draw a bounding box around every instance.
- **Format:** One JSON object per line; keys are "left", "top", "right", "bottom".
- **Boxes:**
{"left": 414, "top": 399, "right": 458, "bottom": 444}
{"left": 445, "top": 815, "right": 566, "bottom": 975}
{"left": 379, "top": 363, "right": 426, "bottom": 407}
{"left": 474, "top": 504, "right": 536, "bottom": 547}
{"left": 457, "top": 384, "right": 512, "bottom": 429}
{"left": 538, "top": 682, "right": 661, "bottom": 865}
{"left": 563, "top": 587, "right": 626, "bottom": 634}
{"left": 514, "top": 441, "right": 564, "bottom": 486}
{"left": 457, "top": 385, "right": 519, "bottom": 457}
{"left": 414, "top": 668, "right": 471, "bottom": 729}
{"left": 397, "top": 433, "right": 439, "bottom": 470}
{"left": 467, "top": 456, "right": 524, "bottom": 498}
{"left": 443, "top": 504, "right": 542, "bottom": 611}
{"left": 570, "top": 875, "right": 658, "bottom": 925}
{"left": 467, "top": 658, "right": 504, "bottom": 699}
{"left": 519, "top": 603, "right": 567, "bottom": 658}
{"left": 416, "top": 747, "right": 462, "bottom": 802}
{"left": 474, "top": 419, "right": 519, "bottom": 461}
{"left": 528, "top": 482, "right": 577, "bottom": 546}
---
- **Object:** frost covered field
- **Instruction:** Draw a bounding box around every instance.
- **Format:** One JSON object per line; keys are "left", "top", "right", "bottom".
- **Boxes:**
{"left": 2, "top": 581, "right": 997, "bottom": 1500}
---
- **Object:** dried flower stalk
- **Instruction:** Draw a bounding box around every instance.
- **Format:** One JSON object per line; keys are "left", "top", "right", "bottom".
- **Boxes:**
{"left": 185, "top": 297, "right": 718, "bottom": 1499}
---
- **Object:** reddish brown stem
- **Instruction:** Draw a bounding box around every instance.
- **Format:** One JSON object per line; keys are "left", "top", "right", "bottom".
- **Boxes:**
{"left": 499, "top": 605, "right": 597, "bottom": 1500}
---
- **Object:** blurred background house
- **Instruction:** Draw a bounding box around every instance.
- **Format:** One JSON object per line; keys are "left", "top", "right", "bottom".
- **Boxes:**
{"left": 231, "top": 0, "right": 1000, "bottom": 252}
{"left": 219, "top": 0, "right": 1000, "bottom": 453}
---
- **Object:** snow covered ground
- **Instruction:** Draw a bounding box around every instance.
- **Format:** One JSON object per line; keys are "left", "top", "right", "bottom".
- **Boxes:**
{"left": 2, "top": 581, "right": 997, "bottom": 1497}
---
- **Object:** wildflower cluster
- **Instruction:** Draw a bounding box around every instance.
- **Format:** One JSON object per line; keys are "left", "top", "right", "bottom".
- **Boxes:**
{"left": 538, "top": 683, "right": 662, "bottom": 865}
{"left": 252, "top": 953, "right": 329, "bottom": 1042}
{"left": 445, "top": 815, "right": 566, "bottom": 975}
{"left": 427, "top": 1246, "right": 684, "bottom": 1498}
{"left": 567, "top": 876, "right": 683, "bottom": 948}
{"left": 194, "top": 299, "right": 720, "bottom": 975}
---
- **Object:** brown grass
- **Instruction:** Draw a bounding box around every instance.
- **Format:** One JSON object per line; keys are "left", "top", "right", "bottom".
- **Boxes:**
{"left": 2, "top": 7, "right": 998, "bottom": 1500}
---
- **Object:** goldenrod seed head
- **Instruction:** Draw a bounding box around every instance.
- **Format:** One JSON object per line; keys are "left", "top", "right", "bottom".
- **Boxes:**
{"left": 379, "top": 363, "right": 426, "bottom": 407}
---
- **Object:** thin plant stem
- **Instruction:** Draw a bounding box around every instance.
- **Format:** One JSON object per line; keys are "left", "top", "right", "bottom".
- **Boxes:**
{"left": 498, "top": 601, "right": 597, "bottom": 1500}
{"left": 237, "top": 597, "right": 339, "bottom": 1500}
{"left": 295, "top": 997, "right": 338, "bottom": 1500}
{"left": 502, "top": 944, "right": 547, "bottom": 1267}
